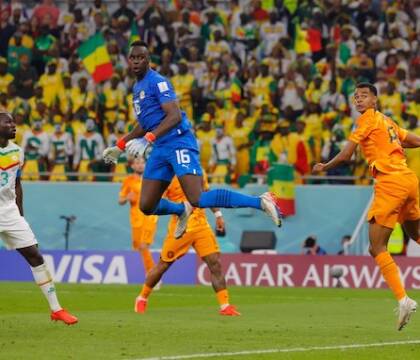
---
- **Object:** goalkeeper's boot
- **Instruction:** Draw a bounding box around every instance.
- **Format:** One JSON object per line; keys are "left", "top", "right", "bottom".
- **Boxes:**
{"left": 134, "top": 296, "right": 148, "bottom": 314}
{"left": 174, "top": 201, "right": 193, "bottom": 239}
{"left": 397, "top": 296, "right": 417, "bottom": 331}
{"left": 260, "top": 192, "right": 283, "bottom": 227}
{"left": 51, "top": 309, "right": 78, "bottom": 325}
{"left": 219, "top": 305, "right": 241, "bottom": 316}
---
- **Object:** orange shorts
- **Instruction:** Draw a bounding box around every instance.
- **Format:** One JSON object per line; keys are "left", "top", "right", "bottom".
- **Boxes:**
{"left": 161, "top": 226, "right": 220, "bottom": 262}
{"left": 368, "top": 171, "right": 420, "bottom": 228}
{"left": 131, "top": 226, "right": 156, "bottom": 250}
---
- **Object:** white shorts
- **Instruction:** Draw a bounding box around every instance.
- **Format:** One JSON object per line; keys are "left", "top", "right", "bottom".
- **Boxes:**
{"left": 0, "top": 206, "right": 38, "bottom": 250}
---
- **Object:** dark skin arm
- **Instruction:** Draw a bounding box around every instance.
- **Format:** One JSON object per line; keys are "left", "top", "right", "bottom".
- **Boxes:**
{"left": 313, "top": 141, "right": 358, "bottom": 173}
{"left": 401, "top": 132, "right": 420, "bottom": 148}
{"left": 15, "top": 176, "right": 23, "bottom": 216}
{"left": 122, "top": 123, "right": 146, "bottom": 143}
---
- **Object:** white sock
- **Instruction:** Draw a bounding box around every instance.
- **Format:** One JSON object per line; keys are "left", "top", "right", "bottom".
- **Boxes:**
{"left": 220, "top": 304, "right": 230, "bottom": 311}
{"left": 399, "top": 296, "right": 408, "bottom": 306}
{"left": 31, "top": 263, "right": 62, "bottom": 312}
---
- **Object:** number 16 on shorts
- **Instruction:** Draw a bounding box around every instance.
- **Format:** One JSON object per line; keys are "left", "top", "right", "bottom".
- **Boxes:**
{"left": 175, "top": 149, "right": 191, "bottom": 164}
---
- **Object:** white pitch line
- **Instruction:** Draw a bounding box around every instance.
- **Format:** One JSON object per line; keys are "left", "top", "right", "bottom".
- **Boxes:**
{"left": 130, "top": 340, "right": 420, "bottom": 360}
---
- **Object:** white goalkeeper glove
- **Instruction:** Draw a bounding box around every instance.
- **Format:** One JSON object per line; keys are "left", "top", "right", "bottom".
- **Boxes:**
{"left": 103, "top": 146, "right": 123, "bottom": 164}
{"left": 126, "top": 133, "right": 156, "bottom": 159}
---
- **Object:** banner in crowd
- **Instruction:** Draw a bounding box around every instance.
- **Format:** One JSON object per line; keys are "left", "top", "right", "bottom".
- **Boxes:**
{"left": 0, "top": 250, "right": 196, "bottom": 285}
{"left": 198, "top": 254, "right": 420, "bottom": 289}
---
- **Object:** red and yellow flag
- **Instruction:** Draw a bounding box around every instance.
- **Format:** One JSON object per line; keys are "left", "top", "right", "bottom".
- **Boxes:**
{"left": 77, "top": 34, "right": 113, "bottom": 83}
{"left": 268, "top": 164, "right": 295, "bottom": 216}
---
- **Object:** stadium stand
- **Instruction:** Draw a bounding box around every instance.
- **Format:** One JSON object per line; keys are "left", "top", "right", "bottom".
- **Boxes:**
{"left": 0, "top": 0, "right": 419, "bottom": 184}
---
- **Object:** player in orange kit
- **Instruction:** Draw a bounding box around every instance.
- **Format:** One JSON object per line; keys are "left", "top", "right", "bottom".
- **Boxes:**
{"left": 119, "top": 158, "right": 158, "bottom": 276}
{"left": 134, "top": 173, "right": 240, "bottom": 316}
{"left": 313, "top": 83, "right": 420, "bottom": 331}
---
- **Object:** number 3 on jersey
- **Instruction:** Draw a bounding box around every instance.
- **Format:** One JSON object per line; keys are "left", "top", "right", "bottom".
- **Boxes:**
{"left": 0, "top": 171, "right": 8, "bottom": 187}
{"left": 175, "top": 149, "right": 190, "bottom": 164}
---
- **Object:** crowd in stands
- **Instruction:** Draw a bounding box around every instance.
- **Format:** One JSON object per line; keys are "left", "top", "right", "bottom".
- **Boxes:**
{"left": 0, "top": 0, "right": 419, "bottom": 184}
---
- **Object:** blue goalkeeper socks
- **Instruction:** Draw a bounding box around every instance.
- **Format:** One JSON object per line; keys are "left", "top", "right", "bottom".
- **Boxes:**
{"left": 198, "top": 189, "right": 262, "bottom": 209}
{"left": 153, "top": 198, "right": 185, "bottom": 216}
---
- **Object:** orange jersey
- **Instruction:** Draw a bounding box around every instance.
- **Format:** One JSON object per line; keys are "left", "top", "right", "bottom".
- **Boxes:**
{"left": 349, "top": 109, "right": 408, "bottom": 175}
{"left": 165, "top": 174, "right": 210, "bottom": 233}
{"left": 120, "top": 174, "right": 158, "bottom": 228}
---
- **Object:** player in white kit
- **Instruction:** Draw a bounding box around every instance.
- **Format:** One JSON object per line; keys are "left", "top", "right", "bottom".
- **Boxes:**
{"left": 0, "top": 112, "right": 78, "bottom": 325}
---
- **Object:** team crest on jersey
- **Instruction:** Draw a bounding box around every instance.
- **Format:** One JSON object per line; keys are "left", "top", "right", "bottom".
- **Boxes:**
{"left": 139, "top": 90, "right": 145, "bottom": 99}
{"left": 133, "top": 99, "right": 141, "bottom": 115}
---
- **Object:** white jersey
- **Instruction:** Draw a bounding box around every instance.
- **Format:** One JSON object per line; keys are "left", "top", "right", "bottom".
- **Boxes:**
{"left": 0, "top": 141, "right": 38, "bottom": 250}
{"left": 0, "top": 141, "right": 24, "bottom": 212}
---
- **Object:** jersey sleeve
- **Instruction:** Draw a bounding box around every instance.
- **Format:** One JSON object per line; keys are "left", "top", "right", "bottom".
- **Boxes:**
{"left": 153, "top": 76, "right": 178, "bottom": 104}
{"left": 397, "top": 126, "right": 408, "bottom": 142}
{"left": 348, "top": 115, "right": 374, "bottom": 144}
{"left": 119, "top": 178, "right": 131, "bottom": 198}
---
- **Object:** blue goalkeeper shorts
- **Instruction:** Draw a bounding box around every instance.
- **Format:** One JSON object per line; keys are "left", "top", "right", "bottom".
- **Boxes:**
{"left": 143, "top": 130, "right": 203, "bottom": 182}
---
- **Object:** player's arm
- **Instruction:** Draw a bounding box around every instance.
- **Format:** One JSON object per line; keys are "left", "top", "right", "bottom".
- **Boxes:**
{"left": 15, "top": 174, "right": 24, "bottom": 216}
{"left": 120, "top": 124, "right": 146, "bottom": 144}
{"left": 401, "top": 132, "right": 420, "bottom": 148}
{"left": 313, "top": 140, "right": 358, "bottom": 173}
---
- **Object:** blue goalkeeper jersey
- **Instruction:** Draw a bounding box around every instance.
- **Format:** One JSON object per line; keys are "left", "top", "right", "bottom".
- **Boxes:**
{"left": 132, "top": 69, "right": 192, "bottom": 145}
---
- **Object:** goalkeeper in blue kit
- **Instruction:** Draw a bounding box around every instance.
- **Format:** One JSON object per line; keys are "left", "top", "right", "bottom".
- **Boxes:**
{"left": 103, "top": 41, "right": 282, "bottom": 237}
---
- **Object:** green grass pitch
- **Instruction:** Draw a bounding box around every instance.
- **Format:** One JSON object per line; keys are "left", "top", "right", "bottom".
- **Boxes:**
{"left": 1, "top": 283, "right": 420, "bottom": 360}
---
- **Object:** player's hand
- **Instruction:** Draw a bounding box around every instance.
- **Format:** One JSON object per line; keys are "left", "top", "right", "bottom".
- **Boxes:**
{"left": 126, "top": 138, "right": 150, "bottom": 159}
{"left": 216, "top": 216, "right": 225, "bottom": 233}
{"left": 103, "top": 146, "right": 123, "bottom": 164}
{"left": 312, "top": 163, "right": 326, "bottom": 174}
{"left": 127, "top": 192, "right": 137, "bottom": 204}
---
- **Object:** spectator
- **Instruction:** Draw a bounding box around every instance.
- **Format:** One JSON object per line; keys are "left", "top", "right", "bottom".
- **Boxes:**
{"left": 73, "top": 118, "right": 105, "bottom": 181}
{"left": 14, "top": 53, "right": 37, "bottom": 99}
{"left": 112, "top": 0, "right": 136, "bottom": 25}
{"left": 338, "top": 235, "right": 351, "bottom": 255}
{"left": 0, "top": 57, "right": 14, "bottom": 93}
{"left": 301, "top": 235, "right": 327, "bottom": 255}
{"left": 209, "top": 126, "right": 236, "bottom": 183}
{"left": 32, "top": 0, "right": 60, "bottom": 29}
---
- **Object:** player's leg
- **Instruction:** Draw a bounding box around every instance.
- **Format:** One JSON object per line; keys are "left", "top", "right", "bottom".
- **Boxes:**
{"left": 132, "top": 227, "right": 155, "bottom": 275}
{"left": 193, "top": 227, "right": 240, "bottom": 315}
{"left": 139, "top": 147, "right": 185, "bottom": 216}
{"left": 135, "top": 260, "right": 172, "bottom": 314}
{"left": 369, "top": 220, "right": 417, "bottom": 330}
{"left": 17, "top": 245, "right": 78, "bottom": 325}
{"left": 402, "top": 219, "right": 420, "bottom": 244}
{"left": 368, "top": 220, "right": 407, "bottom": 300}
{"left": 138, "top": 243, "right": 155, "bottom": 274}
{"left": 201, "top": 252, "right": 240, "bottom": 316}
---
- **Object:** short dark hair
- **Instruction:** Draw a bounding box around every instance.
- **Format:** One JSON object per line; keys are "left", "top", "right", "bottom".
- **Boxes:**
{"left": 0, "top": 111, "right": 12, "bottom": 123}
{"left": 356, "top": 82, "right": 378, "bottom": 96}
{"left": 130, "top": 40, "right": 148, "bottom": 49}
{"left": 304, "top": 236, "right": 317, "bottom": 248}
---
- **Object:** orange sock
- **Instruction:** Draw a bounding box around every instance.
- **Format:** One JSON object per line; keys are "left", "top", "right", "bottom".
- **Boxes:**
{"left": 140, "top": 248, "right": 155, "bottom": 274}
{"left": 375, "top": 251, "right": 406, "bottom": 301}
{"left": 216, "top": 289, "right": 229, "bottom": 307}
{"left": 139, "top": 284, "right": 152, "bottom": 299}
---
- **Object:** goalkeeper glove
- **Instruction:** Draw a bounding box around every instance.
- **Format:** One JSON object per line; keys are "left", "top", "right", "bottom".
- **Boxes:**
{"left": 126, "top": 132, "right": 156, "bottom": 159}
